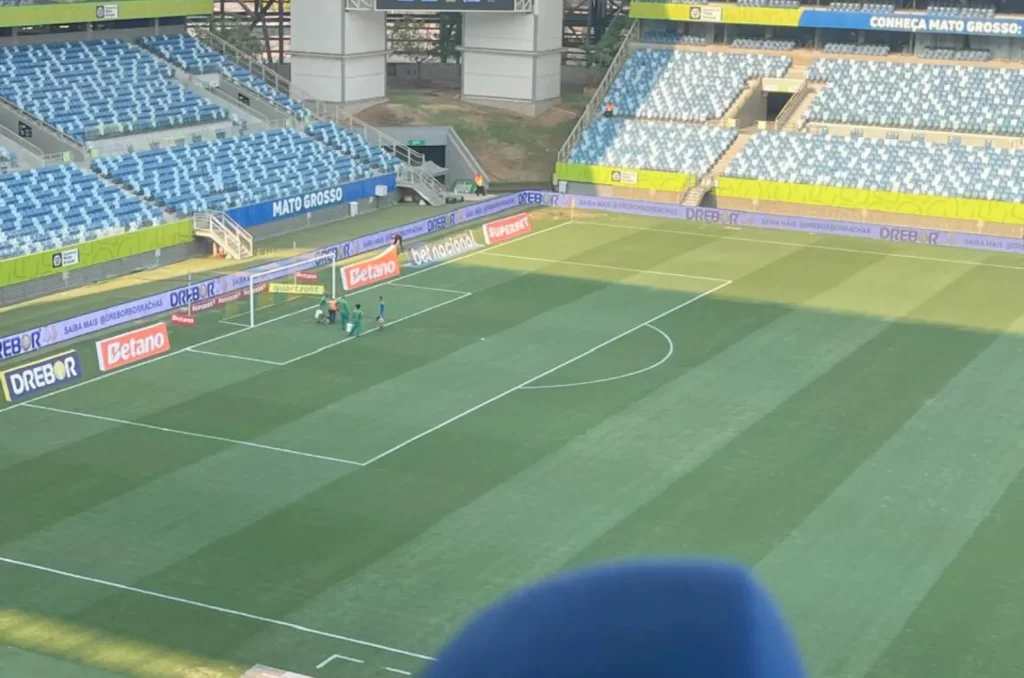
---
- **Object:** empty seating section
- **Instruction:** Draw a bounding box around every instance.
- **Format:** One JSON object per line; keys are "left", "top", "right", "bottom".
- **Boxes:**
{"left": 569, "top": 118, "right": 737, "bottom": 177}
{"left": 928, "top": 3, "right": 995, "bottom": 16}
{"left": 603, "top": 50, "right": 790, "bottom": 122}
{"left": 0, "top": 40, "right": 226, "bottom": 141}
{"left": 736, "top": 0, "right": 799, "bottom": 7}
{"left": 823, "top": 43, "right": 891, "bottom": 55}
{"left": 92, "top": 129, "right": 378, "bottom": 216}
{"left": 306, "top": 121, "right": 401, "bottom": 174}
{"left": 725, "top": 131, "right": 1024, "bottom": 203}
{"left": 830, "top": 2, "right": 896, "bottom": 10}
{"left": 138, "top": 34, "right": 310, "bottom": 119}
{"left": 921, "top": 47, "right": 991, "bottom": 61}
{"left": 0, "top": 165, "right": 163, "bottom": 260}
{"left": 642, "top": 30, "right": 707, "bottom": 45}
{"left": 732, "top": 38, "right": 796, "bottom": 51}
{"left": 807, "top": 59, "right": 1024, "bottom": 135}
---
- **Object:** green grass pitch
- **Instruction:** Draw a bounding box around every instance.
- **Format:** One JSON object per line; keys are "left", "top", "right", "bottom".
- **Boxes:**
{"left": 3, "top": 207, "right": 1024, "bottom": 678}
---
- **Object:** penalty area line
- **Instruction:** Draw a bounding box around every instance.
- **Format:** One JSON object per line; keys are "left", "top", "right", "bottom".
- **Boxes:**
{"left": 362, "top": 280, "right": 731, "bottom": 466}
{"left": 21, "top": 403, "right": 364, "bottom": 467}
{"left": 0, "top": 555, "right": 435, "bottom": 662}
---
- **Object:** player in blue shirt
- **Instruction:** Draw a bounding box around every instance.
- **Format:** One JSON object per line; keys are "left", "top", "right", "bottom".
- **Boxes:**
{"left": 377, "top": 296, "right": 386, "bottom": 330}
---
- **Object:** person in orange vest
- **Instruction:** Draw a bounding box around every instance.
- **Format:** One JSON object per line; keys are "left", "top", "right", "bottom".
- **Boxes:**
{"left": 474, "top": 172, "right": 485, "bottom": 196}
{"left": 603, "top": 101, "right": 615, "bottom": 118}
{"left": 327, "top": 297, "right": 339, "bottom": 325}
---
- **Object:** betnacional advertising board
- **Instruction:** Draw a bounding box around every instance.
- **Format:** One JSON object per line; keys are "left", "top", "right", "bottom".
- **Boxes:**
{"left": 629, "top": 1, "right": 1024, "bottom": 37}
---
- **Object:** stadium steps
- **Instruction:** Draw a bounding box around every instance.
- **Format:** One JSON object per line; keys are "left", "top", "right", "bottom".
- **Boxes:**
{"left": 681, "top": 130, "right": 755, "bottom": 206}
{"left": 722, "top": 78, "right": 760, "bottom": 125}
{"left": 777, "top": 81, "right": 823, "bottom": 130}
{"left": 92, "top": 170, "right": 171, "bottom": 214}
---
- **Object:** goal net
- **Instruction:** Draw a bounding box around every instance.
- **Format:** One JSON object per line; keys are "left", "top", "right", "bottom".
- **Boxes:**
{"left": 188, "top": 251, "right": 338, "bottom": 328}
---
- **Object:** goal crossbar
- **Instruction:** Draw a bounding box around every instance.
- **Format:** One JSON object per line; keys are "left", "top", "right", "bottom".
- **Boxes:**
{"left": 243, "top": 251, "right": 338, "bottom": 327}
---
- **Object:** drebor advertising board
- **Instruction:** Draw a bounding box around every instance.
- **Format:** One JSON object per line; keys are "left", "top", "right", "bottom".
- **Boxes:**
{"left": 226, "top": 175, "right": 397, "bottom": 228}
{"left": 0, "top": 350, "right": 83, "bottom": 402}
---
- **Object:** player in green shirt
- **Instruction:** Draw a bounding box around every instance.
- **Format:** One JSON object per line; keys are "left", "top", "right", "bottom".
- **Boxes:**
{"left": 349, "top": 303, "right": 364, "bottom": 337}
{"left": 315, "top": 293, "right": 329, "bottom": 325}
{"left": 339, "top": 295, "right": 351, "bottom": 330}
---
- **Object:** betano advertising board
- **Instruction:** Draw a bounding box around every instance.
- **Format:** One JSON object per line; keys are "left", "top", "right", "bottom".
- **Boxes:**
{"left": 629, "top": 1, "right": 1024, "bottom": 36}
{"left": 0, "top": 0, "right": 214, "bottom": 28}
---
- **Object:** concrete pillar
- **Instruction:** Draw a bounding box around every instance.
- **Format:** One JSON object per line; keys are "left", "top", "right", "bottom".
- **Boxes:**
{"left": 461, "top": 0, "right": 563, "bottom": 116}
{"left": 290, "top": 1, "right": 388, "bottom": 112}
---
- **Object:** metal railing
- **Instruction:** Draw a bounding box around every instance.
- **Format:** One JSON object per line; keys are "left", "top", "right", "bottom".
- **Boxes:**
{"left": 188, "top": 26, "right": 447, "bottom": 203}
{"left": 447, "top": 125, "right": 488, "bottom": 185}
{"left": 194, "top": 211, "right": 253, "bottom": 259}
{"left": 556, "top": 19, "right": 639, "bottom": 164}
{"left": 0, "top": 97, "right": 86, "bottom": 162}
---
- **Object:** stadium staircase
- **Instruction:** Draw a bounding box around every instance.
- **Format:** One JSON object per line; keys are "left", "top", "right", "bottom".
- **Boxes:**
{"left": 775, "top": 82, "right": 824, "bottom": 130}
{"left": 193, "top": 212, "right": 253, "bottom": 259}
{"left": 188, "top": 28, "right": 448, "bottom": 207}
{"left": 557, "top": 20, "right": 639, "bottom": 167}
{"left": 680, "top": 130, "right": 755, "bottom": 206}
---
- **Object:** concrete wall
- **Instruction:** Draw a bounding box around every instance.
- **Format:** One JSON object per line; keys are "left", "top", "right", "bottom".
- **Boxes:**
{"left": 387, "top": 62, "right": 601, "bottom": 88}
{"left": 0, "top": 102, "right": 82, "bottom": 159}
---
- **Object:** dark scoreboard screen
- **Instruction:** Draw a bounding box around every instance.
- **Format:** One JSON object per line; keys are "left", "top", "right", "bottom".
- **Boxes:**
{"left": 375, "top": 0, "right": 518, "bottom": 10}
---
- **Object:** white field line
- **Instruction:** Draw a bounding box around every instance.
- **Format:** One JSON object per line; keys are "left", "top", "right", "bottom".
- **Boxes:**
{"left": 2, "top": 218, "right": 576, "bottom": 412}
{"left": 219, "top": 319, "right": 250, "bottom": 328}
{"left": 576, "top": 219, "right": 1024, "bottom": 272}
{"left": 186, "top": 348, "right": 286, "bottom": 366}
{"left": 22, "top": 403, "right": 364, "bottom": 467}
{"left": 0, "top": 555, "right": 435, "bottom": 662}
{"left": 279, "top": 292, "right": 472, "bottom": 366}
{"left": 316, "top": 654, "right": 365, "bottom": 669}
{"left": 385, "top": 668, "right": 413, "bottom": 676}
{"left": 361, "top": 280, "right": 732, "bottom": 466}
{"left": 520, "top": 323, "right": 674, "bottom": 391}
{"left": 479, "top": 252, "right": 731, "bottom": 283}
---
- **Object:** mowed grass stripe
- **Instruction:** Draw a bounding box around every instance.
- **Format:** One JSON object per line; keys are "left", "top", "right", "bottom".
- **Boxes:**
{"left": 6, "top": 238, "right": 853, "bottom": 666}
{"left": 864, "top": 412, "right": 1024, "bottom": 678}
{"left": 301, "top": 247, "right": 990, "bottom": 651}
{"left": 197, "top": 244, "right": 894, "bottom": 656}
{"left": 756, "top": 295, "right": 1024, "bottom": 678}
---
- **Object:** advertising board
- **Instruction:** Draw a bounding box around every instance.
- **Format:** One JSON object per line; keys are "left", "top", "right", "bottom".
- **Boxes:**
{"left": 555, "top": 162, "right": 696, "bottom": 193}
{"left": 0, "top": 219, "right": 194, "bottom": 287}
{"left": 0, "top": 350, "right": 83, "bottom": 402}
{"left": 226, "top": 175, "right": 397, "bottom": 228}
{"left": 0, "top": 0, "right": 214, "bottom": 28}
{"left": 95, "top": 323, "right": 170, "bottom": 372}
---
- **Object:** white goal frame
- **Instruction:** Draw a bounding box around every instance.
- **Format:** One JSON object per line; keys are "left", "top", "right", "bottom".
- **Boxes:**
{"left": 245, "top": 250, "right": 338, "bottom": 327}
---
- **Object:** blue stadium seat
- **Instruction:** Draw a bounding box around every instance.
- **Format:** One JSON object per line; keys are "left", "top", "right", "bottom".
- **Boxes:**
{"left": 569, "top": 118, "right": 737, "bottom": 177}
{"left": 725, "top": 131, "right": 1024, "bottom": 204}
{"left": 808, "top": 58, "right": 1024, "bottom": 135}
{"left": 91, "top": 129, "right": 388, "bottom": 216}
{"left": 138, "top": 34, "right": 312, "bottom": 120}
{"left": 0, "top": 39, "right": 228, "bottom": 142}
{"left": 602, "top": 49, "right": 790, "bottom": 122}
{"left": 306, "top": 121, "right": 402, "bottom": 174}
{"left": 0, "top": 164, "right": 164, "bottom": 260}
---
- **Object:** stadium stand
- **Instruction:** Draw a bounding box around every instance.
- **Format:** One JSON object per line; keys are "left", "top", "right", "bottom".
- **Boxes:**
{"left": 91, "top": 129, "right": 386, "bottom": 216}
{"left": 641, "top": 29, "right": 707, "bottom": 45}
{"left": 602, "top": 49, "right": 790, "bottom": 122}
{"left": 0, "top": 164, "right": 164, "bottom": 259}
{"left": 920, "top": 48, "right": 991, "bottom": 61}
{"left": 0, "top": 39, "right": 228, "bottom": 142}
{"left": 927, "top": 3, "right": 996, "bottom": 16}
{"left": 731, "top": 38, "right": 796, "bottom": 51}
{"left": 306, "top": 121, "right": 402, "bottom": 174}
{"left": 736, "top": 0, "right": 800, "bottom": 7}
{"left": 822, "top": 43, "right": 891, "bottom": 56}
{"left": 138, "top": 34, "right": 310, "bottom": 120}
{"left": 724, "top": 131, "right": 1024, "bottom": 203}
{"left": 807, "top": 59, "right": 1024, "bottom": 134}
{"left": 0, "top": 145, "right": 12, "bottom": 166}
{"left": 568, "top": 117, "right": 737, "bottom": 177}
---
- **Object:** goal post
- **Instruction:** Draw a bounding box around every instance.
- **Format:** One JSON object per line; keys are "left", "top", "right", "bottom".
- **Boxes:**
{"left": 239, "top": 250, "right": 337, "bottom": 327}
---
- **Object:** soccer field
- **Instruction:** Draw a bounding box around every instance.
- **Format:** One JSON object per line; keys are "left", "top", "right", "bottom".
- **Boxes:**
{"left": 3, "top": 207, "right": 1024, "bottom": 678}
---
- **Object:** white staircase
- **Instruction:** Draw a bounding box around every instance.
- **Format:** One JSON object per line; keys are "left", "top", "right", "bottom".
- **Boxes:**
{"left": 680, "top": 130, "right": 755, "bottom": 206}
{"left": 194, "top": 212, "right": 254, "bottom": 260}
